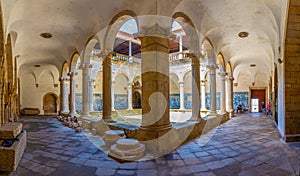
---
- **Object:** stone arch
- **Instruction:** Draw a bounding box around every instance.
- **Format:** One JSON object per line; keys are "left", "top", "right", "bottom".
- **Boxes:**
{"left": 81, "top": 37, "right": 99, "bottom": 64}
{"left": 172, "top": 12, "right": 201, "bottom": 53}
{"left": 61, "top": 62, "right": 69, "bottom": 78}
{"left": 201, "top": 37, "right": 215, "bottom": 64}
{"left": 70, "top": 52, "right": 80, "bottom": 72}
{"left": 226, "top": 62, "right": 233, "bottom": 77}
{"left": 217, "top": 53, "right": 225, "bottom": 70}
{"left": 103, "top": 10, "right": 138, "bottom": 53}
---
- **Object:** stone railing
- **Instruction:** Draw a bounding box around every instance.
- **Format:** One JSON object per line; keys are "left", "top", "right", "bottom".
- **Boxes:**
{"left": 169, "top": 51, "right": 190, "bottom": 63}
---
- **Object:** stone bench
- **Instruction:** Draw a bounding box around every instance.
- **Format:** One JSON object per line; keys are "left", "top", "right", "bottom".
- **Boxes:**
{"left": 20, "top": 108, "right": 40, "bottom": 115}
{"left": 0, "top": 123, "right": 23, "bottom": 140}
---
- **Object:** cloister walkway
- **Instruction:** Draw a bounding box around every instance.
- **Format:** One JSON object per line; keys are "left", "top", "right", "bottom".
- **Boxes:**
{"left": 2, "top": 113, "right": 300, "bottom": 176}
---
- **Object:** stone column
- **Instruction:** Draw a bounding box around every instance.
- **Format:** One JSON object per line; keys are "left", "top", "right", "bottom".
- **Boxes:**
{"left": 128, "top": 84, "right": 133, "bottom": 110}
{"left": 219, "top": 71, "right": 227, "bottom": 113}
{"left": 179, "top": 35, "right": 183, "bottom": 59}
{"left": 191, "top": 54, "right": 201, "bottom": 120}
{"left": 138, "top": 25, "right": 172, "bottom": 132}
{"left": 226, "top": 75, "right": 234, "bottom": 116}
{"left": 207, "top": 64, "right": 217, "bottom": 115}
{"left": 89, "top": 79, "right": 95, "bottom": 112}
{"left": 68, "top": 72, "right": 77, "bottom": 116}
{"left": 179, "top": 82, "right": 185, "bottom": 110}
{"left": 102, "top": 53, "right": 113, "bottom": 121}
{"left": 60, "top": 77, "right": 69, "bottom": 114}
{"left": 200, "top": 80, "right": 207, "bottom": 110}
{"left": 111, "top": 81, "right": 115, "bottom": 111}
{"left": 81, "top": 63, "right": 91, "bottom": 117}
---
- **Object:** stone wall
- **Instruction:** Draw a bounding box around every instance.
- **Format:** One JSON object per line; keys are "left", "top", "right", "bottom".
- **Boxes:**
{"left": 284, "top": 0, "right": 300, "bottom": 142}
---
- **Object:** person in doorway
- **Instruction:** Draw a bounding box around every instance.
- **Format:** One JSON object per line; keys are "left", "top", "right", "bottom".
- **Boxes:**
{"left": 262, "top": 102, "right": 266, "bottom": 114}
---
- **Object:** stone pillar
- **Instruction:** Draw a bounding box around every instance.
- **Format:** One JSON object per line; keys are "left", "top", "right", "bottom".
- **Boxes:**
{"left": 179, "top": 35, "right": 183, "bottom": 59}
{"left": 102, "top": 53, "right": 113, "bottom": 121}
{"left": 200, "top": 80, "right": 207, "bottom": 110}
{"left": 89, "top": 79, "right": 95, "bottom": 112}
{"left": 128, "top": 84, "right": 133, "bottom": 110}
{"left": 60, "top": 77, "right": 69, "bottom": 113}
{"left": 226, "top": 75, "right": 234, "bottom": 116}
{"left": 138, "top": 25, "right": 172, "bottom": 132}
{"left": 191, "top": 54, "right": 201, "bottom": 120}
{"left": 179, "top": 82, "right": 185, "bottom": 110}
{"left": 68, "top": 72, "right": 77, "bottom": 116}
{"left": 207, "top": 64, "right": 217, "bottom": 115}
{"left": 219, "top": 71, "right": 227, "bottom": 113}
{"left": 81, "top": 63, "right": 91, "bottom": 117}
{"left": 111, "top": 81, "right": 115, "bottom": 111}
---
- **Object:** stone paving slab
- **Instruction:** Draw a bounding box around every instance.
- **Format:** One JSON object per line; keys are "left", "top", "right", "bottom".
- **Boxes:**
{"left": 0, "top": 114, "right": 298, "bottom": 176}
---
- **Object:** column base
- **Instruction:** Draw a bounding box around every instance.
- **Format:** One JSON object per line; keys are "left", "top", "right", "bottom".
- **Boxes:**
{"left": 208, "top": 111, "right": 217, "bottom": 116}
{"left": 137, "top": 123, "right": 173, "bottom": 157}
{"left": 102, "top": 116, "right": 116, "bottom": 123}
{"left": 69, "top": 111, "right": 77, "bottom": 117}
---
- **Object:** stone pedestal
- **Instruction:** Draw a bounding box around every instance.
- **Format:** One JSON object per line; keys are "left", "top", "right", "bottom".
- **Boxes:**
{"left": 109, "top": 138, "right": 145, "bottom": 162}
{"left": 102, "top": 130, "right": 125, "bottom": 149}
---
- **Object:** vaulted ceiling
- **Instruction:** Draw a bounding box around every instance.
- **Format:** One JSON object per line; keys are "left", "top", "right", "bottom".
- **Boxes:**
{"left": 1, "top": 0, "right": 288, "bottom": 86}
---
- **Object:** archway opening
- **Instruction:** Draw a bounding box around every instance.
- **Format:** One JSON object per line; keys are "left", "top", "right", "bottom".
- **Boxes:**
{"left": 43, "top": 93, "right": 57, "bottom": 114}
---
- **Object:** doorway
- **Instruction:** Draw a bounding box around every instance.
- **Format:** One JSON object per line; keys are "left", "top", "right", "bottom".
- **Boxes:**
{"left": 251, "top": 89, "right": 265, "bottom": 112}
{"left": 43, "top": 93, "right": 57, "bottom": 114}
{"left": 132, "top": 91, "right": 141, "bottom": 109}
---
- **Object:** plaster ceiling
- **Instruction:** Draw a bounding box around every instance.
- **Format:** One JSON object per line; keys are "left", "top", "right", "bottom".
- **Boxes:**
{"left": 1, "top": 0, "right": 287, "bottom": 86}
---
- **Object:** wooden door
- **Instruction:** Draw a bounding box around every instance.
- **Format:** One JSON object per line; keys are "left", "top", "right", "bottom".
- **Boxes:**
{"left": 251, "top": 89, "right": 265, "bottom": 112}
{"left": 43, "top": 93, "right": 57, "bottom": 114}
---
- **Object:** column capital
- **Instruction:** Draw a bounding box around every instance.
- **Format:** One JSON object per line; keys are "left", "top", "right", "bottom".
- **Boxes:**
{"left": 67, "top": 72, "right": 78, "bottom": 77}
{"left": 200, "top": 79, "right": 207, "bottom": 83}
{"left": 89, "top": 79, "right": 95, "bottom": 83}
{"left": 134, "top": 23, "right": 176, "bottom": 39}
{"left": 206, "top": 64, "right": 218, "bottom": 70}
{"left": 226, "top": 76, "right": 234, "bottom": 81}
{"left": 178, "top": 81, "right": 184, "bottom": 85}
{"left": 59, "top": 77, "right": 69, "bottom": 82}
{"left": 79, "top": 63, "right": 92, "bottom": 69}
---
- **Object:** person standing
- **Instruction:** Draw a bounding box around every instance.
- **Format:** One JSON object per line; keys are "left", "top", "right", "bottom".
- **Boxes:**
{"left": 262, "top": 102, "right": 266, "bottom": 114}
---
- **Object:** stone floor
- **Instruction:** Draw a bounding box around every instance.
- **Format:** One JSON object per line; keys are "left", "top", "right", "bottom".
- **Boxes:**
{"left": 1, "top": 113, "right": 299, "bottom": 176}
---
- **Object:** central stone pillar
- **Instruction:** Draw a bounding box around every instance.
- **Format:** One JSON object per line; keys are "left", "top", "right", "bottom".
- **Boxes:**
{"left": 200, "top": 80, "right": 207, "bottom": 110}
{"left": 179, "top": 82, "right": 185, "bottom": 110}
{"left": 68, "top": 72, "right": 77, "bottom": 116}
{"left": 89, "top": 79, "right": 95, "bottom": 112}
{"left": 127, "top": 84, "right": 133, "bottom": 110}
{"left": 81, "top": 63, "right": 91, "bottom": 117}
{"left": 190, "top": 54, "right": 201, "bottom": 120}
{"left": 60, "top": 77, "right": 69, "bottom": 114}
{"left": 136, "top": 23, "right": 174, "bottom": 156}
{"left": 219, "top": 71, "right": 227, "bottom": 113}
{"left": 102, "top": 53, "right": 113, "bottom": 121}
{"left": 226, "top": 75, "right": 234, "bottom": 116}
{"left": 207, "top": 64, "right": 217, "bottom": 116}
